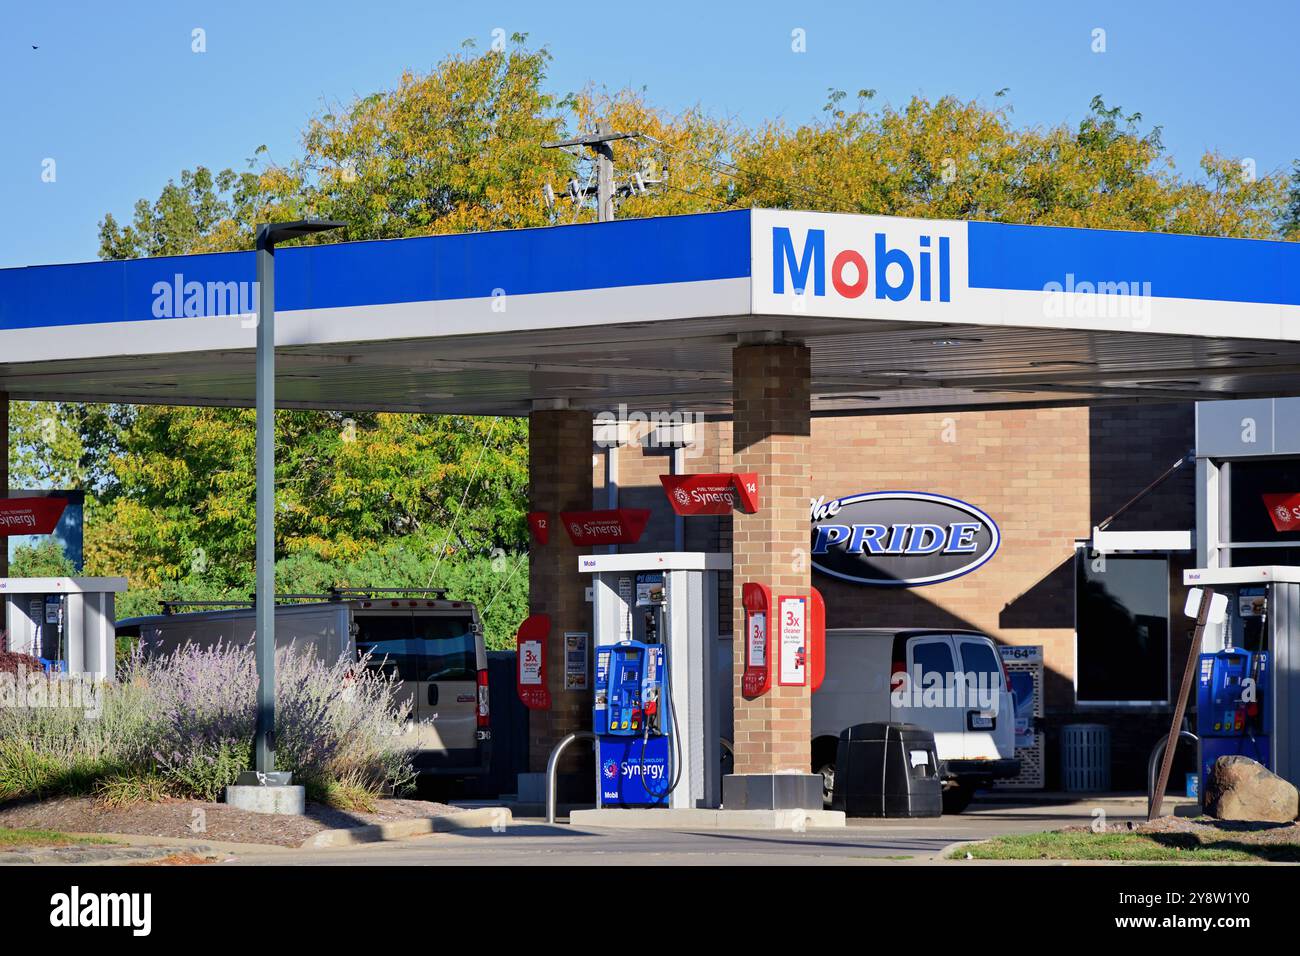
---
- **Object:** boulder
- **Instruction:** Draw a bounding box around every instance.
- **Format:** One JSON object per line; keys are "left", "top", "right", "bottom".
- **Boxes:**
{"left": 1203, "top": 755, "right": 1298, "bottom": 823}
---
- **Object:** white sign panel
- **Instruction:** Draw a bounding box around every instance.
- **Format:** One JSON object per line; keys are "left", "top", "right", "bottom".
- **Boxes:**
{"left": 752, "top": 209, "right": 970, "bottom": 323}
{"left": 747, "top": 611, "right": 767, "bottom": 668}
{"left": 564, "top": 632, "right": 589, "bottom": 691}
{"left": 519, "top": 639, "right": 543, "bottom": 686}
{"left": 778, "top": 596, "right": 806, "bottom": 686}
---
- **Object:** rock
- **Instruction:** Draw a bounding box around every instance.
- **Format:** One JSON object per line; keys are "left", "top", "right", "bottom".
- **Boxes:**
{"left": 1204, "top": 755, "right": 1298, "bottom": 823}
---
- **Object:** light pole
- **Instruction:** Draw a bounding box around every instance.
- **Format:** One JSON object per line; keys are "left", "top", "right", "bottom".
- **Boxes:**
{"left": 245, "top": 220, "right": 344, "bottom": 786}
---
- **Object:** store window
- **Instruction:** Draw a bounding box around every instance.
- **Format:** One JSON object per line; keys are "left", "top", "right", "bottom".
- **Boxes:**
{"left": 1075, "top": 552, "right": 1170, "bottom": 704}
{"left": 1224, "top": 458, "right": 1300, "bottom": 566}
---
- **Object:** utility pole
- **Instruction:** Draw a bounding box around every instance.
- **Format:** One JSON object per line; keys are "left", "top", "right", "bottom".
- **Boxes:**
{"left": 543, "top": 125, "right": 663, "bottom": 222}
{"left": 594, "top": 128, "right": 614, "bottom": 223}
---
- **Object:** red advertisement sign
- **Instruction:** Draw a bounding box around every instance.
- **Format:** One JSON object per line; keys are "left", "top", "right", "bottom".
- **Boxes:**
{"left": 515, "top": 614, "right": 552, "bottom": 710}
{"left": 0, "top": 498, "right": 68, "bottom": 537}
{"left": 809, "top": 587, "right": 826, "bottom": 693}
{"left": 527, "top": 511, "right": 550, "bottom": 545}
{"left": 659, "top": 473, "right": 760, "bottom": 515}
{"left": 741, "top": 582, "right": 772, "bottom": 699}
{"left": 558, "top": 508, "right": 651, "bottom": 546}
{"left": 1263, "top": 493, "right": 1300, "bottom": 532}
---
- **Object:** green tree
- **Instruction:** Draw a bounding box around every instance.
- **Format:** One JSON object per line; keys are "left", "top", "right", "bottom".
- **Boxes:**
{"left": 726, "top": 93, "right": 1289, "bottom": 237}
{"left": 17, "top": 45, "right": 1291, "bottom": 634}
{"left": 9, "top": 539, "right": 76, "bottom": 577}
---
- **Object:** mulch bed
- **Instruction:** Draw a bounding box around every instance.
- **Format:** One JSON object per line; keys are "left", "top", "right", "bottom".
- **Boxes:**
{"left": 1136, "top": 814, "right": 1300, "bottom": 847}
{"left": 0, "top": 796, "right": 461, "bottom": 848}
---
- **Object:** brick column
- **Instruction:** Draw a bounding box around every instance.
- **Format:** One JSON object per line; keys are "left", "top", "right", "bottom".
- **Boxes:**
{"left": 526, "top": 405, "right": 594, "bottom": 776}
{"left": 725, "top": 341, "right": 820, "bottom": 809}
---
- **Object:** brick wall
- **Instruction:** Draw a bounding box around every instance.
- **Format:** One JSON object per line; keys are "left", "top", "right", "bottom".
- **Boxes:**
{"left": 601, "top": 400, "right": 1197, "bottom": 787}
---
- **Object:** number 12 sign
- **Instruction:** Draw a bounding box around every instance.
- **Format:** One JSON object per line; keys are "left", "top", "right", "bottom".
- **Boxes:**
{"left": 778, "top": 595, "right": 807, "bottom": 687}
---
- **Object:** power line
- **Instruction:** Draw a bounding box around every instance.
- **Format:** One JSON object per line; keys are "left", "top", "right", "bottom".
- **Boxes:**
{"left": 643, "top": 133, "right": 851, "bottom": 212}
{"left": 425, "top": 418, "right": 499, "bottom": 588}
{"left": 480, "top": 551, "right": 527, "bottom": 617}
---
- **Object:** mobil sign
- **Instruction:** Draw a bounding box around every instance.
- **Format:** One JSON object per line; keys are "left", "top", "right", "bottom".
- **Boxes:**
{"left": 751, "top": 210, "right": 968, "bottom": 319}
{"left": 810, "top": 491, "right": 999, "bottom": 587}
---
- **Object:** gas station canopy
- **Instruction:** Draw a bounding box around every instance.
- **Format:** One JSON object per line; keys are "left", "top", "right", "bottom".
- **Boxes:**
{"left": 2, "top": 209, "right": 1297, "bottom": 415}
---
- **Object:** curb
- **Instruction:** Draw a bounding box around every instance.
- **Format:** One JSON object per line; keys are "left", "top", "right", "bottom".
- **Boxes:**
{"left": 0, "top": 844, "right": 219, "bottom": 866}
{"left": 940, "top": 839, "right": 983, "bottom": 860}
{"left": 302, "top": 807, "right": 512, "bottom": 848}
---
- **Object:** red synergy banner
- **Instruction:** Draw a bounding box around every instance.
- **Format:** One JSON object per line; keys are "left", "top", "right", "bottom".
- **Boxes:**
{"left": 0, "top": 498, "right": 68, "bottom": 536}
{"left": 526, "top": 511, "right": 550, "bottom": 545}
{"left": 558, "top": 508, "right": 651, "bottom": 545}
{"left": 1263, "top": 493, "right": 1300, "bottom": 532}
{"left": 659, "top": 472, "right": 760, "bottom": 515}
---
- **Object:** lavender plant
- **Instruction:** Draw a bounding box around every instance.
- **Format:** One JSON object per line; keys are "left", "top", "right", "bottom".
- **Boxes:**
{"left": 0, "top": 643, "right": 415, "bottom": 806}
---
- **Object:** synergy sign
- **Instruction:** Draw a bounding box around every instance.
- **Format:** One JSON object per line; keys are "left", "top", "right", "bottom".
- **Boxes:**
{"left": 751, "top": 210, "right": 969, "bottom": 319}
{"left": 810, "top": 491, "right": 999, "bottom": 587}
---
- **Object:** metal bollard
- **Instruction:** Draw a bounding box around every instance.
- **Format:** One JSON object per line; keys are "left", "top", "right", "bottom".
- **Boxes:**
{"left": 546, "top": 730, "right": 596, "bottom": 824}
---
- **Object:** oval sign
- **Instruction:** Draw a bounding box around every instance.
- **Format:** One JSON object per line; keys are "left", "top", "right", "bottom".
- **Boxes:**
{"left": 810, "top": 491, "right": 1000, "bottom": 587}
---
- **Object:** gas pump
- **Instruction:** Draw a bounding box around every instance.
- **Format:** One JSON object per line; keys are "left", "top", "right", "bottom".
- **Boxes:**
{"left": 1184, "top": 566, "right": 1300, "bottom": 790}
{"left": 581, "top": 552, "right": 728, "bottom": 810}
{"left": 1, "top": 577, "right": 127, "bottom": 678}
{"left": 594, "top": 639, "right": 675, "bottom": 805}
{"left": 1197, "top": 647, "right": 1270, "bottom": 792}
{"left": 43, "top": 594, "right": 66, "bottom": 671}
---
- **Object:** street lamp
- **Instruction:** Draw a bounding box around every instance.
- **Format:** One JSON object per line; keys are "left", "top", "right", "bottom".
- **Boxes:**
{"left": 244, "top": 220, "right": 345, "bottom": 788}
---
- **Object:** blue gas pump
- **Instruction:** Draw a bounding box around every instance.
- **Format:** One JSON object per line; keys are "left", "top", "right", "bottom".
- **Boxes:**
{"left": 594, "top": 641, "right": 674, "bottom": 806}
{"left": 1196, "top": 647, "right": 1270, "bottom": 794}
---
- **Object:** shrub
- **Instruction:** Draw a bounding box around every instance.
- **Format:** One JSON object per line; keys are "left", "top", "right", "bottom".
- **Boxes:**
{"left": 0, "top": 650, "right": 43, "bottom": 675}
{"left": 94, "top": 772, "right": 169, "bottom": 807}
{"left": 0, "top": 643, "right": 414, "bottom": 806}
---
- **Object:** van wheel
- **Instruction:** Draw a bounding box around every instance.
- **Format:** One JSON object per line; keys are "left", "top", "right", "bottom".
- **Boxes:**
{"left": 942, "top": 784, "right": 974, "bottom": 815}
{"left": 816, "top": 762, "right": 836, "bottom": 809}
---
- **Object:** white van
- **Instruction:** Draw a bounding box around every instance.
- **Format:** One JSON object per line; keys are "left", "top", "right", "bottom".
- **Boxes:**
{"left": 812, "top": 628, "right": 1019, "bottom": 813}
{"left": 116, "top": 590, "right": 491, "bottom": 784}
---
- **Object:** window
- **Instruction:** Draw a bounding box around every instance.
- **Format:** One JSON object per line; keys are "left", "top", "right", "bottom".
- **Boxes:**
{"left": 910, "top": 638, "right": 955, "bottom": 688}
{"left": 411, "top": 615, "right": 477, "bottom": 682}
{"left": 354, "top": 615, "right": 421, "bottom": 680}
{"left": 1225, "top": 459, "right": 1300, "bottom": 566}
{"left": 1075, "top": 553, "right": 1170, "bottom": 704}
{"left": 957, "top": 639, "right": 1002, "bottom": 690}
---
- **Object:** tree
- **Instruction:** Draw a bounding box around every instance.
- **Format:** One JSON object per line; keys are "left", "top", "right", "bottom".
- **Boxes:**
{"left": 17, "top": 44, "right": 1290, "bottom": 628}
{"left": 726, "top": 93, "right": 1289, "bottom": 238}
{"left": 9, "top": 538, "right": 76, "bottom": 577}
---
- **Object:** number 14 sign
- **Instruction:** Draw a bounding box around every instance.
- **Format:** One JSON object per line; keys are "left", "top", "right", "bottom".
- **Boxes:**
{"left": 778, "top": 595, "right": 807, "bottom": 687}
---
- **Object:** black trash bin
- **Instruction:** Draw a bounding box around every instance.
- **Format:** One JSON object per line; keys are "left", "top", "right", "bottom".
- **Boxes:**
{"left": 832, "top": 722, "right": 942, "bottom": 818}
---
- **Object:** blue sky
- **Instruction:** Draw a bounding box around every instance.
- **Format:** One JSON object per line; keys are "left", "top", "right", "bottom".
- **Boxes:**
{"left": 3, "top": 0, "right": 1296, "bottom": 268}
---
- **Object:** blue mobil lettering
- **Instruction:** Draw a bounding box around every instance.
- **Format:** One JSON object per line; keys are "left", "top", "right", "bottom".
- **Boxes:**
{"left": 773, "top": 227, "right": 951, "bottom": 302}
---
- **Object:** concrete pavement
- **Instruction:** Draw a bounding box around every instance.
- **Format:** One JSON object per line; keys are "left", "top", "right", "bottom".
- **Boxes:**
{"left": 218, "top": 794, "right": 1186, "bottom": 866}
